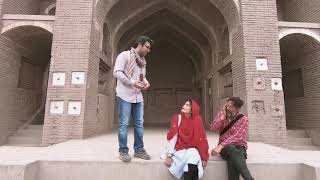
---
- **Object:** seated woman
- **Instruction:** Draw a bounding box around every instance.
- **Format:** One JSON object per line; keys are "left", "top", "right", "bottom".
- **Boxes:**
{"left": 165, "top": 99, "right": 209, "bottom": 180}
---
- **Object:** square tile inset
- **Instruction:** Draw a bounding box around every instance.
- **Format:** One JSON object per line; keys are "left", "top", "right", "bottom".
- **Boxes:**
{"left": 68, "top": 101, "right": 81, "bottom": 115}
{"left": 252, "top": 100, "right": 265, "bottom": 114}
{"left": 271, "top": 104, "right": 284, "bottom": 117}
{"left": 52, "top": 73, "right": 66, "bottom": 86}
{"left": 253, "top": 77, "right": 266, "bottom": 90}
{"left": 72, "top": 72, "right": 85, "bottom": 85}
{"left": 50, "top": 101, "right": 64, "bottom": 114}
{"left": 256, "top": 58, "right": 268, "bottom": 71}
{"left": 271, "top": 78, "right": 283, "bottom": 91}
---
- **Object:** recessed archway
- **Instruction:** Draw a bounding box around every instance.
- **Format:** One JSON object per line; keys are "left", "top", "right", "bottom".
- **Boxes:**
{"left": 95, "top": 0, "right": 240, "bottom": 128}
{"left": 280, "top": 33, "right": 320, "bottom": 129}
{"left": 1, "top": 25, "right": 53, "bottom": 145}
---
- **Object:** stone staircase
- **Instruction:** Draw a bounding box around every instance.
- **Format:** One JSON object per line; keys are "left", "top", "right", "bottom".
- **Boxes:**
{"left": 287, "top": 128, "right": 320, "bottom": 151}
{"left": 6, "top": 125, "right": 43, "bottom": 147}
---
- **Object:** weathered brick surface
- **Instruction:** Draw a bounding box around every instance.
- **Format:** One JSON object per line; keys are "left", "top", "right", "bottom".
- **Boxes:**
{"left": 2, "top": 0, "right": 40, "bottom": 15}
{"left": 42, "top": 0, "right": 97, "bottom": 144}
{"left": 239, "top": 0, "right": 287, "bottom": 146}
{"left": 277, "top": 0, "right": 320, "bottom": 23}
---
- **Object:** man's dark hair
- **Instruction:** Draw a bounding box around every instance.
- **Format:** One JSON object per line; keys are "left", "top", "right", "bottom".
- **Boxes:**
{"left": 133, "top": 36, "right": 153, "bottom": 48}
{"left": 227, "top": 97, "right": 244, "bottom": 109}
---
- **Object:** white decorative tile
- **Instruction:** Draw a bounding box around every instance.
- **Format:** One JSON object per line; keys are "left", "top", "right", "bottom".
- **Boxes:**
{"left": 52, "top": 73, "right": 65, "bottom": 86}
{"left": 50, "top": 101, "right": 64, "bottom": 114}
{"left": 72, "top": 72, "right": 85, "bottom": 85}
{"left": 271, "top": 78, "right": 283, "bottom": 91}
{"left": 68, "top": 101, "right": 81, "bottom": 115}
{"left": 256, "top": 58, "right": 268, "bottom": 71}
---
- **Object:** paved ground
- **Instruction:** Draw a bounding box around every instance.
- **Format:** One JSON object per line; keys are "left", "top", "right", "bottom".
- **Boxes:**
{"left": 0, "top": 128, "right": 320, "bottom": 168}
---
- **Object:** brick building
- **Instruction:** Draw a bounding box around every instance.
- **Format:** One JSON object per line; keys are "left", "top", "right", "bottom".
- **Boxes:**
{"left": 0, "top": 0, "right": 319, "bottom": 147}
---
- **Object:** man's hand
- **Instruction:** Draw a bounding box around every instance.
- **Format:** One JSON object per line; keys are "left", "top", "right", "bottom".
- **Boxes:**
{"left": 202, "top": 160, "right": 207, "bottom": 167}
{"left": 211, "top": 144, "right": 224, "bottom": 156}
{"left": 222, "top": 103, "right": 229, "bottom": 120}
{"left": 222, "top": 103, "right": 228, "bottom": 117}
{"left": 142, "top": 80, "right": 150, "bottom": 90}
{"left": 133, "top": 80, "right": 145, "bottom": 89}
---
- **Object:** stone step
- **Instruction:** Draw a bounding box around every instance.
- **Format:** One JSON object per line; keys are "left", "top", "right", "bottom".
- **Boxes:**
{"left": 3, "top": 143, "right": 45, "bottom": 147}
{"left": 18, "top": 130, "right": 43, "bottom": 137}
{"left": 6, "top": 124, "right": 43, "bottom": 146}
{"left": 8, "top": 136, "right": 42, "bottom": 145}
{"left": 27, "top": 125, "right": 43, "bottom": 130}
{"left": 288, "top": 137, "right": 313, "bottom": 146}
{"left": 3, "top": 161, "right": 315, "bottom": 180}
{"left": 288, "top": 145, "right": 320, "bottom": 151}
{"left": 287, "top": 129, "right": 308, "bottom": 138}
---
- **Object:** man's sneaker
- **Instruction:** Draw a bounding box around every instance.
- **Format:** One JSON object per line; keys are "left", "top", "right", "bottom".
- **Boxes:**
{"left": 119, "top": 152, "right": 131, "bottom": 162}
{"left": 134, "top": 151, "right": 151, "bottom": 160}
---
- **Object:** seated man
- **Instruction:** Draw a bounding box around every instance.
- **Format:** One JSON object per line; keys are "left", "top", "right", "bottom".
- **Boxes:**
{"left": 210, "top": 97, "right": 254, "bottom": 180}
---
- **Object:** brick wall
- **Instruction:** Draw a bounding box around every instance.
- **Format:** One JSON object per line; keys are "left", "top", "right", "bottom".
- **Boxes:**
{"left": 277, "top": 0, "right": 320, "bottom": 23}
{"left": 0, "top": 36, "right": 42, "bottom": 145}
{"left": 2, "top": 0, "right": 40, "bottom": 15}
{"left": 239, "top": 0, "right": 287, "bottom": 146}
{"left": 83, "top": 9, "right": 117, "bottom": 136}
{"left": 42, "top": 0, "right": 99, "bottom": 144}
{"left": 83, "top": 26, "right": 101, "bottom": 138}
{"left": 276, "top": 0, "right": 285, "bottom": 21}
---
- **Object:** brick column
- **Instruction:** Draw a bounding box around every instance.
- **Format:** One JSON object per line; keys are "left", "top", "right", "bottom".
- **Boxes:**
{"left": 42, "top": 0, "right": 99, "bottom": 144}
{"left": 238, "top": 0, "right": 287, "bottom": 146}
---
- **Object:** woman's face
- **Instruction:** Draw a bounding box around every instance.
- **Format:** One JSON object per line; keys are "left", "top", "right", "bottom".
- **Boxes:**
{"left": 181, "top": 101, "right": 192, "bottom": 114}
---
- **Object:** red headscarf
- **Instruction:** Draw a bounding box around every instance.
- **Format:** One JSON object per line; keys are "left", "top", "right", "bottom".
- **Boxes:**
{"left": 167, "top": 99, "right": 209, "bottom": 161}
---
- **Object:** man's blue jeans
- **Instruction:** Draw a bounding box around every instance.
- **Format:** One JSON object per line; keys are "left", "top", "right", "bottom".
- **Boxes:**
{"left": 117, "top": 97, "right": 145, "bottom": 153}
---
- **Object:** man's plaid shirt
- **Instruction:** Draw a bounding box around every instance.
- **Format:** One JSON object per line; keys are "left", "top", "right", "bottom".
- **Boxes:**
{"left": 210, "top": 111, "right": 249, "bottom": 148}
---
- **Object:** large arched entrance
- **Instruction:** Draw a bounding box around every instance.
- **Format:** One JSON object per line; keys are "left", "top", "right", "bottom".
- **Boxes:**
{"left": 94, "top": 0, "right": 240, "bottom": 128}
{"left": 280, "top": 33, "right": 320, "bottom": 148}
{"left": 0, "top": 25, "right": 52, "bottom": 145}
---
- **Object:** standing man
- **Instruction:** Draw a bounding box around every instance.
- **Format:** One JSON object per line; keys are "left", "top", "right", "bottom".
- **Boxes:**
{"left": 210, "top": 97, "right": 254, "bottom": 180}
{"left": 113, "top": 36, "right": 153, "bottom": 162}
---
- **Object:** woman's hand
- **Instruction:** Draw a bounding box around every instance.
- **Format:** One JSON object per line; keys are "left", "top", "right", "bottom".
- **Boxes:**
{"left": 164, "top": 157, "right": 173, "bottom": 167}
{"left": 202, "top": 160, "right": 207, "bottom": 167}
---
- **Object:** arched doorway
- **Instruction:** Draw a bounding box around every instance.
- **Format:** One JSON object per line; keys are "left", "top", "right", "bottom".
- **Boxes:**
{"left": 280, "top": 33, "right": 320, "bottom": 148}
{"left": 1, "top": 25, "right": 53, "bottom": 145}
{"left": 94, "top": 0, "right": 240, "bottom": 129}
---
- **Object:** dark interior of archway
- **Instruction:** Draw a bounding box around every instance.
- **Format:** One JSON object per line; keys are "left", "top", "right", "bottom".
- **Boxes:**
{"left": 119, "top": 33, "right": 205, "bottom": 126}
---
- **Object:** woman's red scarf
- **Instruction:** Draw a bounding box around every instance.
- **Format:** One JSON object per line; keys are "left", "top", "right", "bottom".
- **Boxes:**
{"left": 167, "top": 100, "right": 209, "bottom": 161}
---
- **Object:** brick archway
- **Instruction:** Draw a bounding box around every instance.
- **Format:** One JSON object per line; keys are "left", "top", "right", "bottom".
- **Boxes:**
{"left": 279, "top": 29, "right": 320, "bottom": 43}
{"left": 99, "top": 0, "right": 239, "bottom": 125}
{"left": 1, "top": 22, "right": 53, "bottom": 34}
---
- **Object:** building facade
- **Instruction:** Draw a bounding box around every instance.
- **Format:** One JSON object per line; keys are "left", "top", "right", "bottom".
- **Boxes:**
{"left": 0, "top": 0, "right": 319, "bottom": 147}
